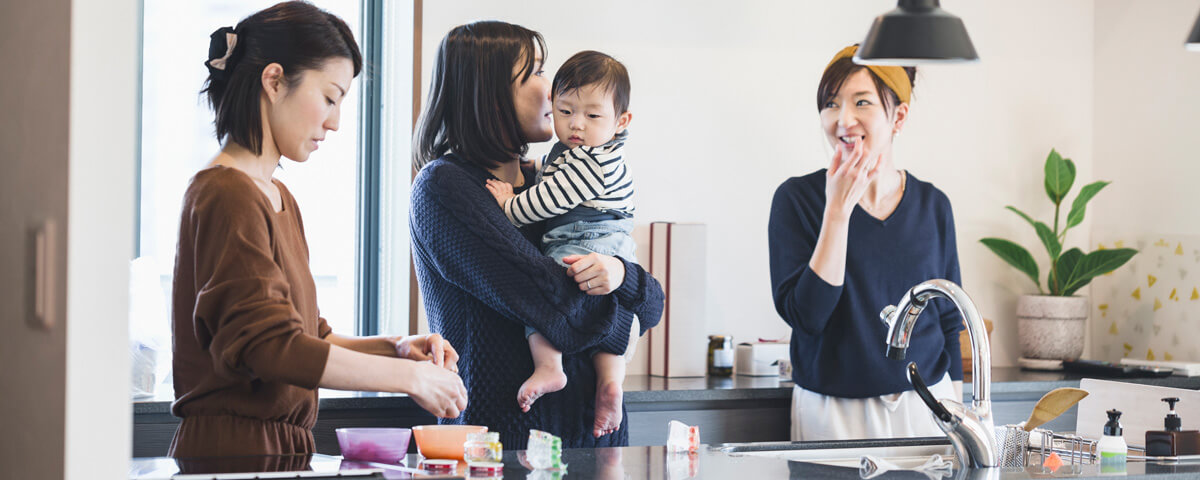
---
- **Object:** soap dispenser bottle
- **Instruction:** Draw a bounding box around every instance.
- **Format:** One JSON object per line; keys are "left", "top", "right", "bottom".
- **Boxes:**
{"left": 1145, "top": 397, "right": 1200, "bottom": 456}
{"left": 1098, "top": 409, "right": 1127, "bottom": 470}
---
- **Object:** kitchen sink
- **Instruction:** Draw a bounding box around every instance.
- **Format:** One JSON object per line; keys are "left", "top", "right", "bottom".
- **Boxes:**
{"left": 716, "top": 437, "right": 957, "bottom": 469}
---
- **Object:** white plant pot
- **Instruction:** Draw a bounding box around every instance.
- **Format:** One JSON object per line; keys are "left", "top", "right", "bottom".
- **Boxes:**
{"left": 1016, "top": 295, "right": 1089, "bottom": 360}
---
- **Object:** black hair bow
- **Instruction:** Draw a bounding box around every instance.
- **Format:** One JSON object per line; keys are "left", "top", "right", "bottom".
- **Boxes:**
{"left": 205, "top": 26, "right": 238, "bottom": 80}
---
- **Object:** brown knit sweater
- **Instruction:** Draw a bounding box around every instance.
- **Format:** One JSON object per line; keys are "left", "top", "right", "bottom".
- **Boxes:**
{"left": 169, "top": 165, "right": 332, "bottom": 457}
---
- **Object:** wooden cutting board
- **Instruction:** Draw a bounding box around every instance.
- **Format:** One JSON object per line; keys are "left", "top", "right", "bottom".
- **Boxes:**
{"left": 1075, "top": 378, "right": 1200, "bottom": 448}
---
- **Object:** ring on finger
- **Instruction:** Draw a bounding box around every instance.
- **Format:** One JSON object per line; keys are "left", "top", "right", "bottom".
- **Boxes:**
{"left": 586, "top": 280, "right": 592, "bottom": 289}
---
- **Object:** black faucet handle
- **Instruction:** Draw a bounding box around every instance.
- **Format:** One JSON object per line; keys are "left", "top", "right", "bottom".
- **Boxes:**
{"left": 907, "top": 362, "right": 954, "bottom": 423}
{"left": 1164, "top": 397, "right": 1181, "bottom": 410}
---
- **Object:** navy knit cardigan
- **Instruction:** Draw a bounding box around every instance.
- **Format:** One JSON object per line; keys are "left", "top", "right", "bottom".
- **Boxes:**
{"left": 768, "top": 170, "right": 964, "bottom": 398}
{"left": 410, "top": 154, "right": 664, "bottom": 449}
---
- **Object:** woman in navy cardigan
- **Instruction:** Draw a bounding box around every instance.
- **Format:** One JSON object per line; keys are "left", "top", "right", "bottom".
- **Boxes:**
{"left": 409, "top": 21, "right": 664, "bottom": 450}
{"left": 768, "top": 45, "right": 964, "bottom": 441}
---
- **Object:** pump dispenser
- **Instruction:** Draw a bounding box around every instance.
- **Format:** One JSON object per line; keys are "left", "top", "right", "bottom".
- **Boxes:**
{"left": 1145, "top": 397, "right": 1200, "bottom": 456}
{"left": 1098, "top": 409, "right": 1127, "bottom": 469}
{"left": 1164, "top": 397, "right": 1182, "bottom": 431}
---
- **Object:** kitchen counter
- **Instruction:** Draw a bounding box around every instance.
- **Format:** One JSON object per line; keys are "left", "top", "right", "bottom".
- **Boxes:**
{"left": 978, "top": 367, "right": 1200, "bottom": 395}
{"left": 130, "top": 442, "right": 1200, "bottom": 479}
{"left": 132, "top": 374, "right": 796, "bottom": 415}
{"left": 132, "top": 374, "right": 799, "bottom": 456}
{"left": 132, "top": 368, "right": 1200, "bottom": 414}
{"left": 132, "top": 369, "right": 1200, "bottom": 457}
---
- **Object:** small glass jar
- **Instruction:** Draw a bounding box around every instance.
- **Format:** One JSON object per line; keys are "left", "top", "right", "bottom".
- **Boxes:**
{"left": 707, "top": 335, "right": 734, "bottom": 377}
{"left": 463, "top": 431, "right": 502, "bottom": 463}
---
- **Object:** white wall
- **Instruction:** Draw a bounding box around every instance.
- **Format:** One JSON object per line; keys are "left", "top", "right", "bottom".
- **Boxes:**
{"left": 1087, "top": 0, "right": 1200, "bottom": 364}
{"left": 1093, "top": 0, "right": 1200, "bottom": 236}
{"left": 929, "top": 1, "right": 1096, "bottom": 365}
{"left": 420, "top": 1, "right": 1098, "bottom": 370}
{"left": 64, "top": 0, "right": 139, "bottom": 477}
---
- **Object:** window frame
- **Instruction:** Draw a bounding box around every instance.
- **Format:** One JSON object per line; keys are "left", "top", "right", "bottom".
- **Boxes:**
{"left": 356, "top": 0, "right": 384, "bottom": 336}
{"left": 358, "top": 0, "right": 424, "bottom": 337}
{"left": 133, "top": 0, "right": 421, "bottom": 344}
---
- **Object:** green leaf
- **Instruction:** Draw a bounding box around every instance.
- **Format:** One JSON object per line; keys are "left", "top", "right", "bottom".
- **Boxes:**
{"left": 1050, "top": 248, "right": 1084, "bottom": 295}
{"left": 1034, "top": 221, "right": 1061, "bottom": 261}
{"left": 1062, "top": 248, "right": 1139, "bottom": 294}
{"left": 981, "top": 238, "right": 1041, "bottom": 291}
{"left": 1006, "top": 206, "right": 1037, "bottom": 229}
{"left": 1065, "top": 181, "right": 1110, "bottom": 229}
{"left": 1043, "top": 149, "right": 1076, "bottom": 204}
{"left": 1005, "top": 207, "right": 1058, "bottom": 259}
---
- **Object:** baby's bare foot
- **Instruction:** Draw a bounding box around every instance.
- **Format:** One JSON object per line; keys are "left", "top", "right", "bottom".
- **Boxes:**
{"left": 593, "top": 380, "right": 624, "bottom": 437}
{"left": 517, "top": 366, "right": 568, "bottom": 412}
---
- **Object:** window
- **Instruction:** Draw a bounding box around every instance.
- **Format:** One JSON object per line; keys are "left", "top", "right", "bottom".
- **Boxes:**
{"left": 131, "top": 0, "right": 418, "bottom": 399}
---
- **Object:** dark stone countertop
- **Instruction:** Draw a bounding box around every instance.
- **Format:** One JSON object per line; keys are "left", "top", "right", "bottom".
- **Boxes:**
{"left": 132, "top": 373, "right": 796, "bottom": 415}
{"left": 130, "top": 442, "right": 1200, "bottom": 479}
{"left": 133, "top": 368, "right": 1200, "bottom": 416}
{"left": 971, "top": 367, "right": 1200, "bottom": 398}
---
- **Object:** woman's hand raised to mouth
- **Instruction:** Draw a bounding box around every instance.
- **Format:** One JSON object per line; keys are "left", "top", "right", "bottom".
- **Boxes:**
{"left": 824, "top": 139, "right": 882, "bottom": 222}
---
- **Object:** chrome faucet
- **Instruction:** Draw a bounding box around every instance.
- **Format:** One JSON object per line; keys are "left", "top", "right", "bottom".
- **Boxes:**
{"left": 880, "top": 279, "right": 997, "bottom": 468}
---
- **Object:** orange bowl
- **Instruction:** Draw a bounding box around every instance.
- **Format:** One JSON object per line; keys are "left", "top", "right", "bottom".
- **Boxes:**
{"left": 411, "top": 425, "right": 488, "bottom": 460}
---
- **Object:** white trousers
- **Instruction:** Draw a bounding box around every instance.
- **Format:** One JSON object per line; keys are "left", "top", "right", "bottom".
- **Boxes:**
{"left": 790, "top": 373, "right": 955, "bottom": 441}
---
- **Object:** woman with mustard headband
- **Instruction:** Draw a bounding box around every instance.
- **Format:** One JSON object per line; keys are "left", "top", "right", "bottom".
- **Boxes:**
{"left": 768, "top": 44, "right": 964, "bottom": 440}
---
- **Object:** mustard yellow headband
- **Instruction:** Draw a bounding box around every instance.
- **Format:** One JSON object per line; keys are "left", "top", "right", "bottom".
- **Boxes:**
{"left": 824, "top": 45, "right": 912, "bottom": 105}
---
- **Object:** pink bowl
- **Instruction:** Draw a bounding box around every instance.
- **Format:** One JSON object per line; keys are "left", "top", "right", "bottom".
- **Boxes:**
{"left": 411, "top": 425, "right": 488, "bottom": 460}
{"left": 335, "top": 428, "right": 412, "bottom": 464}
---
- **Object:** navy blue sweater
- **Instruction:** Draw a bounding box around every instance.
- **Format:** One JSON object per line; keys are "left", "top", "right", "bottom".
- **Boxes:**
{"left": 410, "top": 155, "right": 664, "bottom": 449}
{"left": 768, "top": 170, "right": 963, "bottom": 398}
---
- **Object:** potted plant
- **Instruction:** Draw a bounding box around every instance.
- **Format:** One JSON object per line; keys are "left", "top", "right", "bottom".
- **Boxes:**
{"left": 980, "top": 149, "right": 1137, "bottom": 363}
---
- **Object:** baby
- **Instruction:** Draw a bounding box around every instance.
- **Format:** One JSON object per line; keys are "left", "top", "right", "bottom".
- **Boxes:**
{"left": 485, "top": 50, "right": 636, "bottom": 439}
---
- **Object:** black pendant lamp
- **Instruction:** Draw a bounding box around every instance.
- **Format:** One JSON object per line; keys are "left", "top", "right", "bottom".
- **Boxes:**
{"left": 854, "top": 0, "right": 979, "bottom": 65}
{"left": 1188, "top": 9, "right": 1200, "bottom": 51}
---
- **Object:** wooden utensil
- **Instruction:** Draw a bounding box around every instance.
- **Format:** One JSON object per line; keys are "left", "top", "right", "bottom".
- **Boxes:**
{"left": 1023, "top": 387, "right": 1090, "bottom": 431}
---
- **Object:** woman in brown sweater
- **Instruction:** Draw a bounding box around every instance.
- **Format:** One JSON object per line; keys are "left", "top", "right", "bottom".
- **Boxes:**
{"left": 170, "top": 2, "right": 467, "bottom": 457}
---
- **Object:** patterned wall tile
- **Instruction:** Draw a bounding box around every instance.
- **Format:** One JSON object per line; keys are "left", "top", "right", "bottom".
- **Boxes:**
{"left": 1090, "top": 233, "right": 1200, "bottom": 363}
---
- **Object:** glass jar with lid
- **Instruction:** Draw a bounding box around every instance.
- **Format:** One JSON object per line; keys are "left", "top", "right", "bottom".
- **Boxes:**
{"left": 707, "top": 335, "right": 734, "bottom": 377}
{"left": 463, "top": 431, "right": 502, "bottom": 463}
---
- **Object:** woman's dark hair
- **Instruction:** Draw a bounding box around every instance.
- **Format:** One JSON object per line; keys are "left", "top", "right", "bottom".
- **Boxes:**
{"left": 413, "top": 21, "right": 547, "bottom": 171}
{"left": 202, "top": 1, "right": 362, "bottom": 155}
{"left": 816, "top": 57, "right": 916, "bottom": 114}
{"left": 553, "top": 50, "right": 631, "bottom": 115}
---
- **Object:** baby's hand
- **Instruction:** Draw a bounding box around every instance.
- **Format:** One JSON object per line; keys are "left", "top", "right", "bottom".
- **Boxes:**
{"left": 485, "top": 179, "right": 515, "bottom": 208}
